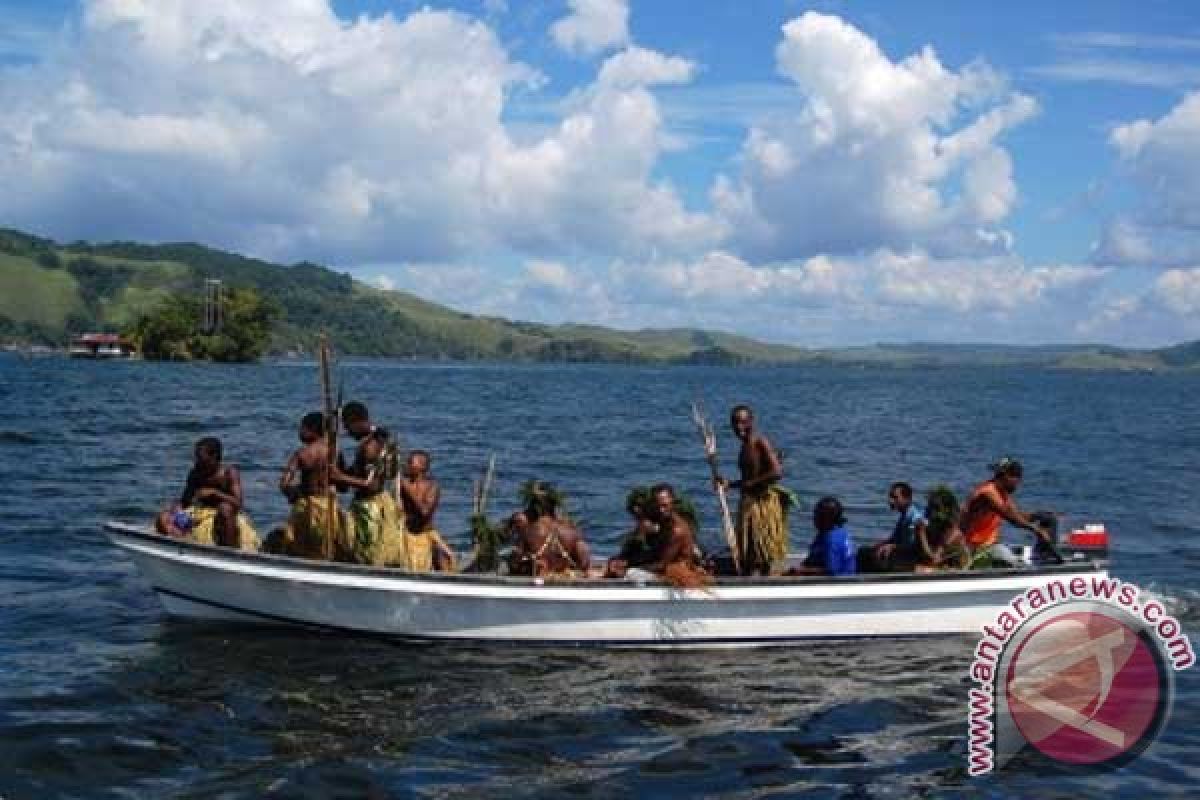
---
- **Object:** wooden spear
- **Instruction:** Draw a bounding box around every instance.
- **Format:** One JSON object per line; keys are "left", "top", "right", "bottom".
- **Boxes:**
{"left": 691, "top": 400, "right": 740, "bottom": 573}
{"left": 317, "top": 333, "right": 340, "bottom": 560}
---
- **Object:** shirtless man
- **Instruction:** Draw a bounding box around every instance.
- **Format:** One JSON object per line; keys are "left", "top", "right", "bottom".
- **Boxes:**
{"left": 510, "top": 483, "right": 590, "bottom": 577}
{"left": 156, "top": 436, "right": 255, "bottom": 549}
{"left": 643, "top": 484, "right": 699, "bottom": 575}
{"left": 716, "top": 405, "right": 787, "bottom": 575}
{"left": 280, "top": 412, "right": 330, "bottom": 503}
{"left": 396, "top": 450, "right": 456, "bottom": 571}
{"left": 960, "top": 458, "right": 1053, "bottom": 568}
{"left": 266, "top": 412, "right": 338, "bottom": 558}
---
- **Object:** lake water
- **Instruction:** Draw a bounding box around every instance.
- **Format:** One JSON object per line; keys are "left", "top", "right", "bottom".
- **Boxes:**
{"left": 1, "top": 356, "right": 1197, "bottom": 798}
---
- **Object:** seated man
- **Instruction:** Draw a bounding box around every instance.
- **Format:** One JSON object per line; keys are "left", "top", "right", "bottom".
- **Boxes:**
{"left": 604, "top": 487, "right": 662, "bottom": 578}
{"left": 156, "top": 436, "right": 258, "bottom": 551}
{"left": 631, "top": 483, "right": 710, "bottom": 587}
{"left": 264, "top": 411, "right": 341, "bottom": 559}
{"left": 394, "top": 450, "right": 457, "bottom": 572}
{"left": 865, "top": 482, "right": 926, "bottom": 572}
{"left": 916, "top": 485, "right": 970, "bottom": 571}
{"left": 961, "top": 458, "right": 1053, "bottom": 568}
{"left": 788, "top": 496, "right": 857, "bottom": 576}
{"left": 509, "top": 482, "right": 590, "bottom": 578}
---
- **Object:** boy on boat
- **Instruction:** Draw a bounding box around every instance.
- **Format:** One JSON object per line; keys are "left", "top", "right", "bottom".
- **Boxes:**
{"left": 788, "top": 496, "right": 857, "bottom": 576}
{"left": 332, "top": 401, "right": 405, "bottom": 566}
{"left": 264, "top": 412, "right": 342, "bottom": 559}
{"left": 716, "top": 404, "right": 788, "bottom": 576}
{"left": 394, "top": 450, "right": 457, "bottom": 572}
{"left": 960, "top": 458, "right": 1053, "bottom": 568}
{"left": 155, "top": 436, "right": 258, "bottom": 550}
{"left": 509, "top": 482, "right": 590, "bottom": 578}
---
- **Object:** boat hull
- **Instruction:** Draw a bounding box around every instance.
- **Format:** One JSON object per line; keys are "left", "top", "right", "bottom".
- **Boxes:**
{"left": 105, "top": 523, "right": 1110, "bottom": 647}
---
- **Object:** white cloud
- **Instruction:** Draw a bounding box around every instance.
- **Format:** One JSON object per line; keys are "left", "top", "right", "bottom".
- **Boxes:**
{"left": 1095, "top": 92, "right": 1200, "bottom": 266}
{"left": 382, "top": 248, "right": 1112, "bottom": 346}
{"left": 713, "top": 12, "right": 1036, "bottom": 263}
{"left": 596, "top": 46, "right": 695, "bottom": 88}
{"left": 550, "top": 0, "right": 629, "bottom": 57}
{"left": 1153, "top": 268, "right": 1200, "bottom": 316}
{"left": 0, "top": 0, "right": 711, "bottom": 265}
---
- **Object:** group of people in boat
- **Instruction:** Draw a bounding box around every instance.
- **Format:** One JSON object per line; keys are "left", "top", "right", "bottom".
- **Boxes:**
{"left": 155, "top": 401, "right": 1059, "bottom": 580}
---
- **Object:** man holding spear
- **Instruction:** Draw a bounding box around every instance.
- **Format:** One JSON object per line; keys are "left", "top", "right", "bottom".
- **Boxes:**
{"left": 715, "top": 404, "right": 788, "bottom": 576}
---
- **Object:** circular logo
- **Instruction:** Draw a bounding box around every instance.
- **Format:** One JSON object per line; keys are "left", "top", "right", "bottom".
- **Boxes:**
{"left": 1003, "top": 607, "right": 1172, "bottom": 767}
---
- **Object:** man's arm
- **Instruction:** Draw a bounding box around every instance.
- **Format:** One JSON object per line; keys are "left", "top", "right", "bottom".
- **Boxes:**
{"left": 400, "top": 480, "right": 440, "bottom": 524}
{"left": 280, "top": 451, "right": 299, "bottom": 495}
{"left": 733, "top": 436, "right": 783, "bottom": 492}
{"left": 180, "top": 469, "right": 198, "bottom": 508}
{"left": 996, "top": 495, "right": 1050, "bottom": 541}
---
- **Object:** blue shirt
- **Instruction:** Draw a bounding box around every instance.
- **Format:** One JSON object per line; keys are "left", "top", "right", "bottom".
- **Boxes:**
{"left": 805, "top": 525, "right": 857, "bottom": 576}
{"left": 891, "top": 505, "right": 926, "bottom": 553}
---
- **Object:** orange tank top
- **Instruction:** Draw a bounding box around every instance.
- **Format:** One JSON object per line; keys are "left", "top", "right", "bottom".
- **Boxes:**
{"left": 962, "top": 481, "right": 1007, "bottom": 548}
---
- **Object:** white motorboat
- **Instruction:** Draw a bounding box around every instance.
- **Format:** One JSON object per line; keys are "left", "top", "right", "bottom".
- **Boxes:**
{"left": 104, "top": 522, "right": 1110, "bottom": 648}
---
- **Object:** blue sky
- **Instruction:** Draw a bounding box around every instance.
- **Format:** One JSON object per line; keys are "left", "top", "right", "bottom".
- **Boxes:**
{"left": 1, "top": 0, "right": 1198, "bottom": 346}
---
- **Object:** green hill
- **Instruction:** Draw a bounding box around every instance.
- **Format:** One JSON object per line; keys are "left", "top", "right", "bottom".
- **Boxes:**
{"left": 0, "top": 228, "right": 821, "bottom": 364}
{"left": 2, "top": 227, "right": 1198, "bottom": 369}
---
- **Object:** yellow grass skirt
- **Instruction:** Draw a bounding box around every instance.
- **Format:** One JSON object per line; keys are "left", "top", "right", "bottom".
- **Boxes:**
{"left": 186, "top": 505, "right": 259, "bottom": 551}
{"left": 393, "top": 528, "right": 458, "bottom": 573}
{"left": 264, "top": 494, "right": 342, "bottom": 559}
{"left": 340, "top": 492, "right": 407, "bottom": 567}
{"left": 737, "top": 490, "right": 789, "bottom": 572}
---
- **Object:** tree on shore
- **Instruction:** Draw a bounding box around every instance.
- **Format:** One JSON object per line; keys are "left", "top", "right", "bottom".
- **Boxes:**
{"left": 128, "top": 288, "right": 279, "bottom": 362}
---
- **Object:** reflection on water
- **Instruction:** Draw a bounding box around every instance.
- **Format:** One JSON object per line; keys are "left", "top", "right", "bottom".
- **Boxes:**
{"left": 0, "top": 356, "right": 1198, "bottom": 797}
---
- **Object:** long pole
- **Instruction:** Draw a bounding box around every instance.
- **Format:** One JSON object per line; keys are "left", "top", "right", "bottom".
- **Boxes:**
{"left": 692, "top": 401, "right": 740, "bottom": 573}
{"left": 317, "top": 333, "right": 339, "bottom": 560}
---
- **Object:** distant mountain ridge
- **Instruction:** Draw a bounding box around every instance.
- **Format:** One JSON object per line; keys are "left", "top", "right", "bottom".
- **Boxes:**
{"left": 1, "top": 227, "right": 1197, "bottom": 369}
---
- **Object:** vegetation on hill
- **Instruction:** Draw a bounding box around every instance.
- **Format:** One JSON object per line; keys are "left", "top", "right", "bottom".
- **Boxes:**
{"left": 0, "top": 227, "right": 1197, "bottom": 369}
{"left": 130, "top": 288, "right": 279, "bottom": 362}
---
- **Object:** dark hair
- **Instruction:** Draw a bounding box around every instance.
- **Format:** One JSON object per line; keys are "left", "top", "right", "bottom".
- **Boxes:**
{"left": 410, "top": 449, "right": 431, "bottom": 466}
{"left": 991, "top": 457, "right": 1023, "bottom": 478}
{"left": 341, "top": 401, "right": 369, "bottom": 425}
{"left": 195, "top": 436, "right": 222, "bottom": 461}
{"left": 626, "top": 486, "right": 653, "bottom": 515}
{"left": 731, "top": 404, "right": 753, "bottom": 420}
{"left": 300, "top": 411, "right": 325, "bottom": 434}
{"left": 651, "top": 483, "right": 676, "bottom": 500}
{"left": 889, "top": 481, "right": 913, "bottom": 500}
{"left": 813, "top": 495, "right": 846, "bottom": 529}
{"left": 926, "top": 485, "right": 959, "bottom": 516}
{"left": 521, "top": 480, "right": 563, "bottom": 519}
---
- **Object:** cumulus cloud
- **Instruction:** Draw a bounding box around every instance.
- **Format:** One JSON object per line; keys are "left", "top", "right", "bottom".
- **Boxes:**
{"left": 0, "top": 0, "right": 708, "bottom": 264}
{"left": 713, "top": 12, "right": 1036, "bottom": 262}
{"left": 1095, "top": 92, "right": 1200, "bottom": 267}
{"left": 550, "top": 0, "right": 629, "bottom": 57}
{"left": 1153, "top": 268, "right": 1200, "bottom": 316}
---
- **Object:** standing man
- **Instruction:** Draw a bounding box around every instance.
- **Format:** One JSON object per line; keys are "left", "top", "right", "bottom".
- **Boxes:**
{"left": 717, "top": 404, "right": 788, "bottom": 575}
{"left": 960, "top": 458, "right": 1052, "bottom": 568}
{"left": 333, "top": 401, "right": 403, "bottom": 566}
{"left": 868, "top": 482, "right": 926, "bottom": 572}
{"left": 267, "top": 411, "right": 341, "bottom": 558}
{"left": 395, "top": 450, "right": 457, "bottom": 572}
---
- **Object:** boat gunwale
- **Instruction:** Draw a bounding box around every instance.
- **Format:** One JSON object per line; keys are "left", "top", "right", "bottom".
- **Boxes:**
{"left": 104, "top": 520, "right": 1110, "bottom": 590}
